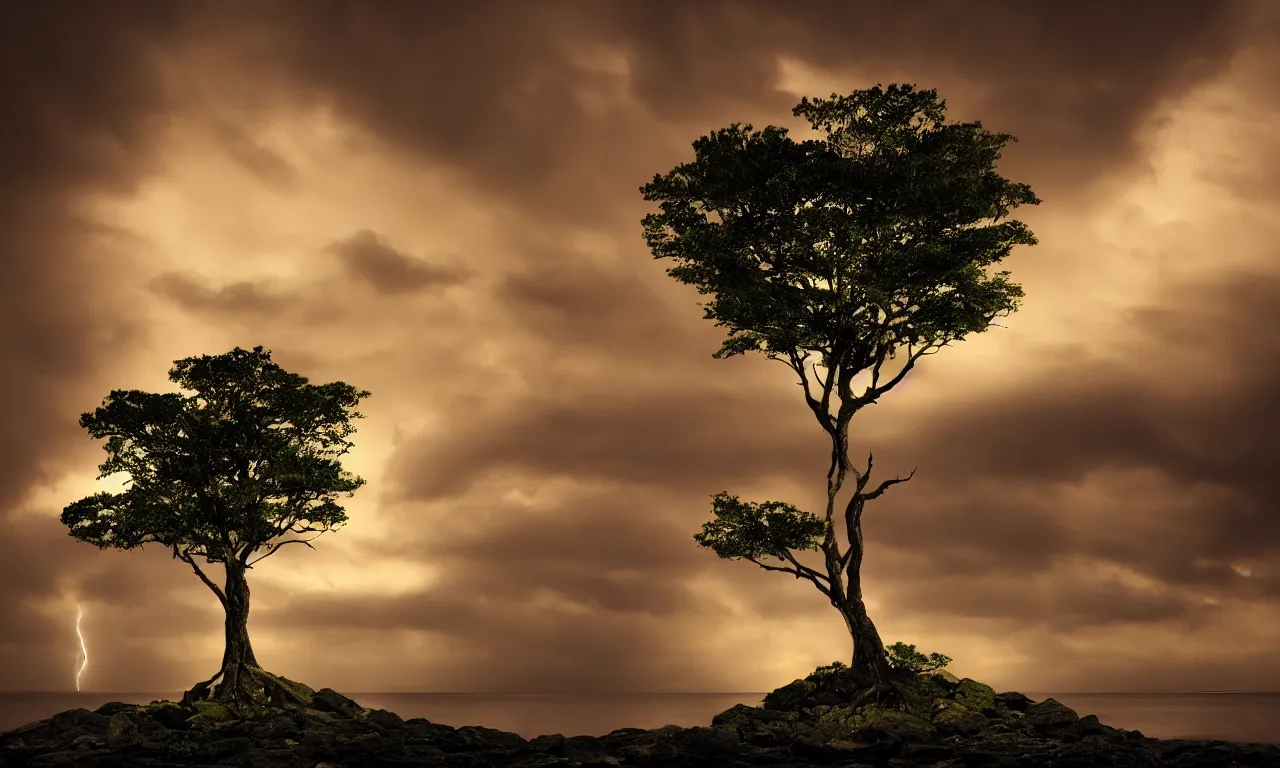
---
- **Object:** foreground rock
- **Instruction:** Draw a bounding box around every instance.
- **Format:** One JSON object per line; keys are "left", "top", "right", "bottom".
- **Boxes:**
{"left": 2, "top": 671, "right": 1278, "bottom": 767}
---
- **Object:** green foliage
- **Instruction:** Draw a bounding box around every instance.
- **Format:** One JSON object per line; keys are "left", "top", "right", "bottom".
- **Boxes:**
{"left": 640, "top": 83, "right": 1039, "bottom": 366}
{"left": 693, "top": 492, "right": 828, "bottom": 560}
{"left": 885, "top": 642, "right": 952, "bottom": 674}
{"left": 810, "top": 660, "right": 849, "bottom": 679}
{"left": 60, "top": 346, "right": 370, "bottom": 566}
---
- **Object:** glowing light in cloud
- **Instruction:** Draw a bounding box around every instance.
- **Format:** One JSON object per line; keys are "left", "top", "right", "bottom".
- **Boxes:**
{"left": 74, "top": 603, "right": 88, "bottom": 692}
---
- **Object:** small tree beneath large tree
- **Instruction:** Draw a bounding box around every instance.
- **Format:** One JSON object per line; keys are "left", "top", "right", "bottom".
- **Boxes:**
{"left": 640, "top": 84, "right": 1039, "bottom": 693}
{"left": 61, "top": 346, "right": 370, "bottom": 709}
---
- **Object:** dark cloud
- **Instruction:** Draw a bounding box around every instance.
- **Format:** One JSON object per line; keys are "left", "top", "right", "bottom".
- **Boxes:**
{"left": 210, "top": 119, "right": 298, "bottom": 190}
{"left": 385, "top": 385, "right": 821, "bottom": 503}
{"left": 331, "top": 230, "right": 471, "bottom": 295}
{"left": 891, "top": 568, "right": 1219, "bottom": 630}
{"left": 495, "top": 263, "right": 701, "bottom": 356}
{"left": 0, "top": 2, "right": 200, "bottom": 692}
{"left": 222, "top": 0, "right": 1262, "bottom": 220}
{"left": 148, "top": 271, "right": 289, "bottom": 316}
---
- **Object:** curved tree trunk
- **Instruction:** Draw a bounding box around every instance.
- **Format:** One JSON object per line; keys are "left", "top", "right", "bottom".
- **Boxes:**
{"left": 211, "top": 559, "right": 259, "bottom": 704}
{"left": 181, "top": 556, "right": 314, "bottom": 712}
{"left": 835, "top": 577, "right": 893, "bottom": 688}
{"left": 843, "top": 599, "right": 890, "bottom": 684}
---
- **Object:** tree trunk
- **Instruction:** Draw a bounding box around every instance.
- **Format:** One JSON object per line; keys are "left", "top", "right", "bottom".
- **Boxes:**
{"left": 179, "top": 555, "right": 313, "bottom": 712}
{"left": 211, "top": 559, "right": 260, "bottom": 705}
{"left": 836, "top": 590, "right": 892, "bottom": 687}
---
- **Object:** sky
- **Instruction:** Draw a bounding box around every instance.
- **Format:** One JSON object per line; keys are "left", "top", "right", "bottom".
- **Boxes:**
{"left": 2, "top": 0, "right": 1279, "bottom": 696}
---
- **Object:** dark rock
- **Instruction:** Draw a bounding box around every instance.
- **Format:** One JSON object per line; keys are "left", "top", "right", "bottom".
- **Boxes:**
{"left": 91, "top": 702, "right": 138, "bottom": 718}
{"left": 449, "top": 724, "right": 529, "bottom": 751}
{"left": 1024, "top": 697, "right": 1081, "bottom": 735}
{"left": 48, "top": 708, "right": 108, "bottom": 733}
{"left": 763, "top": 678, "right": 817, "bottom": 711}
{"left": 531, "top": 732, "right": 611, "bottom": 761}
{"left": 3, "top": 675, "right": 1280, "bottom": 768}
{"left": 310, "top": 687, "right": 366, "bottom": 718}
{"left": 711, "top": 702, "right": 804, "bottom": 747}
{"left": 993, "top": 691, "right": 1036, "bottom": 713}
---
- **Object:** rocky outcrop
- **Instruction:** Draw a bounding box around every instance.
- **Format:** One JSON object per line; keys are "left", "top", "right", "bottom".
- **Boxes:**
{"left": 2, "top": 676, "right": 1278, "bottom": 767}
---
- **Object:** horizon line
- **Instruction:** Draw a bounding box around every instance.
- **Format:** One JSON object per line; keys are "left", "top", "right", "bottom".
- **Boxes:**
{"left": 7, "top": 689, "right": 1280, "bottom": 696}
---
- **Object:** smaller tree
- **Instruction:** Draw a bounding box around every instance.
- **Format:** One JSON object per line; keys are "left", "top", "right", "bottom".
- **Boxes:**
{"left": 61, "top": 346, "right": 370, "bottom": 708}
{"left": 885, "top": 642, "right": 952, "bottom": 675}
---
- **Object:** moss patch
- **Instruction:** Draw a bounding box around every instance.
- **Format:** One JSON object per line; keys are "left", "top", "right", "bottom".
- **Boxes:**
{"left": 259, "top": 670, "right": 316, "bottom": 707}
{"left": 106, "top": 712, "right": 136, "bottom": 741}
{"left": 954, "top": 679, "right": 996, "bottom": 711}
{"left": 810, "top": 704, "right": 858, "bottom": 740}
{"left": 932, "top": 699, "right": 987, "bottom": 734}
{"left": 851, "top": 704, "right": 936, "bottom": 742}
{"left": 191, "top": 701, "right": 233, "bottom": 723}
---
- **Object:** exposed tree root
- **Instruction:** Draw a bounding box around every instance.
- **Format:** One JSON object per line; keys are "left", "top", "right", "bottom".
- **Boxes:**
{"left": 182, "top": 665, "right": 314, "bottom": 714}
{"left": 851, "top": 680, "right": 905, "bottom": 710}
{"left": 180, "top": 670, "right": 224, "bottom": 706}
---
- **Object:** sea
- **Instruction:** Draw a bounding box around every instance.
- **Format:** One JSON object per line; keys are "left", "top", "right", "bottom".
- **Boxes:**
{"left": 1, "top": 691, "right": 1277, "bottom": 744}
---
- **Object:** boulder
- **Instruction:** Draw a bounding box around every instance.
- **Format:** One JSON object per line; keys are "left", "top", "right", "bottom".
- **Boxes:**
{"left": 953, "top": 677, "right": 997, "bottom": 711}
{"left": 310, "top": 687, "right": 366, "bottom": 718}
{"left": 762, "top": 678, "right": 817, "bottom": 711}
{"left": 849, "top": 703, "right": 937, "bottom": 743}
{"left": 994, "top": 690, "right": 1036, "bottom": 712}
{"left": 1024, "top": 697, "right": 1081, "bottom": 734}
{"left": 931, "top": 698, "right": 987, "bottom": 735}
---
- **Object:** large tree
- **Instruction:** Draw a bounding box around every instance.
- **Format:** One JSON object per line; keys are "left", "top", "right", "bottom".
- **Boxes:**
{"left": 640, "top": 84, "right": 1039, "bottom": 689}
{"left": 61, "top": 346, "right": 370, "bottom": 708}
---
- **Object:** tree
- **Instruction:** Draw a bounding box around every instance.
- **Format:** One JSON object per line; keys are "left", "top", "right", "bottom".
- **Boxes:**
{"left": 640, "top": 84, "right": 1039, "bottom": 690}
{"left": 61, "top": 346, "right": 370, "bottom": 708}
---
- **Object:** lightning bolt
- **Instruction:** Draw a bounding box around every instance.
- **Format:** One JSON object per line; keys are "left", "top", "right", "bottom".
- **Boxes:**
{"left": 74, "top": 603, "right": 88, "bottom": 692}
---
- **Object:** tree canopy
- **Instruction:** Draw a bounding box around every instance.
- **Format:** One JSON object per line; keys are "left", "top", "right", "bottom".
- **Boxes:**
{"left": 61, "top": 345, "right": 370, "bottom": 592}
{"left": 642, "top": 83, "right": 1040, "bottom": 688}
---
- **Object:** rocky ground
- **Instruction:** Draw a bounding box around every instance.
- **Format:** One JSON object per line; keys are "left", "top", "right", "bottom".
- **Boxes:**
{"left": 2, "top": 667, "right": 1278, "bottom": 768}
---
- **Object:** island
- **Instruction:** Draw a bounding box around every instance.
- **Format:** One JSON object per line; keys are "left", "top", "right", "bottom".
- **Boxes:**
{"left": 4, "top": 664, "right": 1278, "bottom": 767}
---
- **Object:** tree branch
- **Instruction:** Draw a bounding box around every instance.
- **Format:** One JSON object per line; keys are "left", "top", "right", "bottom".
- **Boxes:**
{"left": 838, "top": 455, "right": 917, "bottom": 572}
{"left": 778, "top": 549, "right": 833, "bottom": 588}
{"left": 173, "top": 544, "right": 227, "bottom": 607}
{"left": 244, "top": 532, "right": 325, "bottom": 568}
{"left": 745, "top": 555, "right": 834, "bottom": 599}
{"left": 857, "top": 466, "right": 917, "bottom": 503}
{"left": 788, "top": 350, "right": 835, "bottom": 438}
{"left": 859, "top": 339, "right": 940, "bottom": 405}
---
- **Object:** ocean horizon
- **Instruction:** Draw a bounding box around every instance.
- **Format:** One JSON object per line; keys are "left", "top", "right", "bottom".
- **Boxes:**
{"left": 2, "top": 690, "right": 1278, "bottom": 745}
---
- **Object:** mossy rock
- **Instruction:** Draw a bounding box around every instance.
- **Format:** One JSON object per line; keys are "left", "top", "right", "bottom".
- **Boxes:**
{"left": 106, "top": 712, "right": 137, "bottom": 741}
{"left": 954, "top": 678, "right": 996, "bottom": 711}
{"left": 851, "top": 704, "right": 937, "bottom": 742}
{"left": 924, "top": 669, "right": 960, "bottom": 684}
{"left": 190, "top": 701, "right": 234, "bottom": 723}
{"left": 183, "top": 713, "right": 220, "bottom": 730}
{"left": 893, "top": 673, "right": 955, "bottom": 716}
{"left": 762, "top": 679, "right": 817, "bottom": 711}
{"left": 810, "top": 704, "right": 860, "bottom": 741}
{"left": 138, "top": 700, "right": 194, "bottom": 729}
{"left": 931, "top": 699, "right": 987, "bottom": 734}
{"left": 710, "top": 703, "right": 805, "bottom": 747}
{"left": 260, "top": 671, "right": 316, "bottom": 707}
